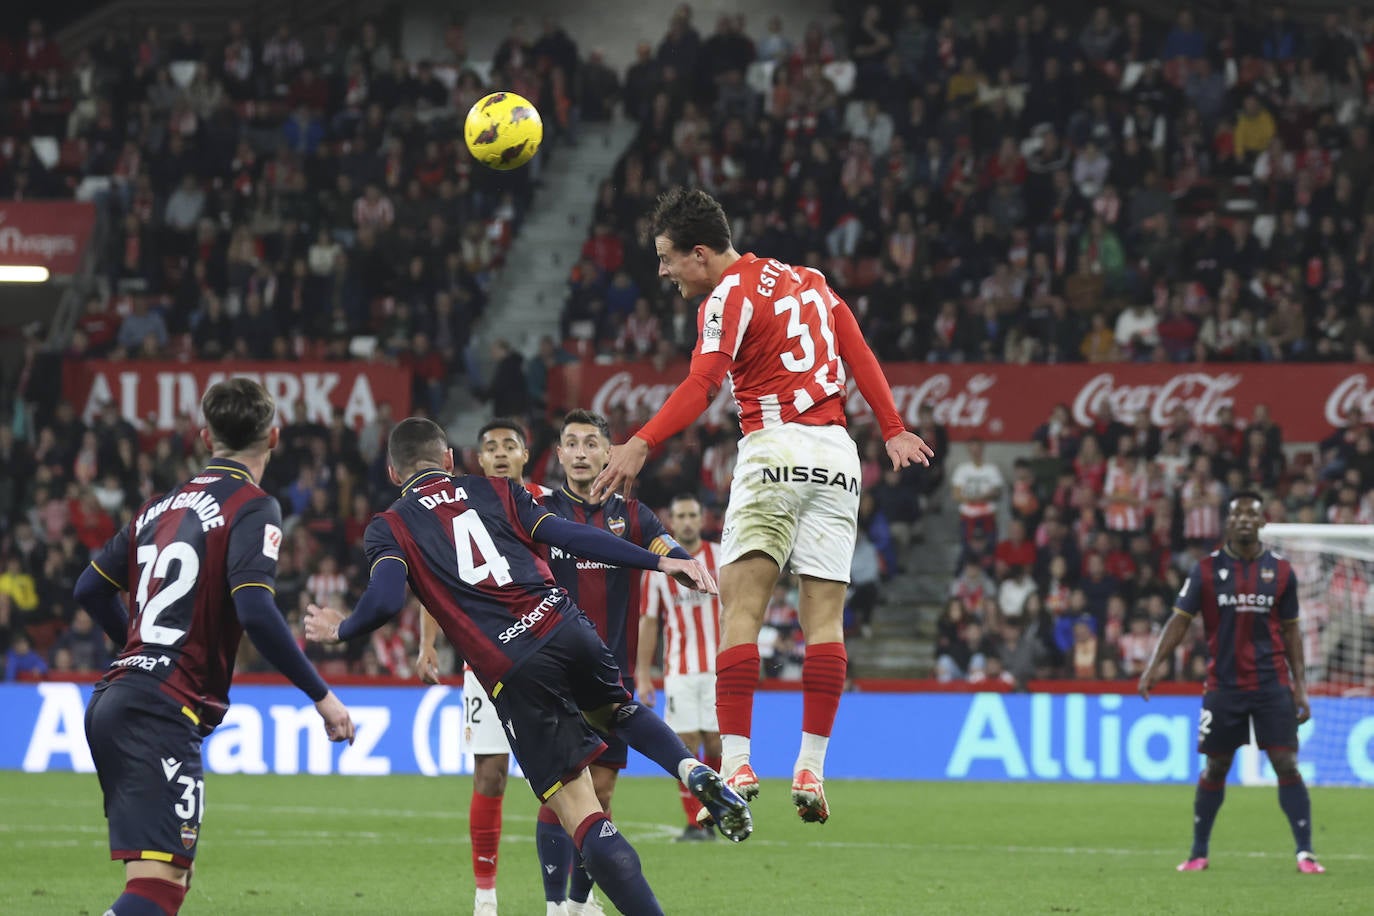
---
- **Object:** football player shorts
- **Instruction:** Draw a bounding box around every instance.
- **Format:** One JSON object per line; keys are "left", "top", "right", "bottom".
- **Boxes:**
{"left": 1197, "top": 687, "right": 1300, "bottom": 755}
{"left": 85, "top": 683, "right": 205, "bottom": 868}
{"left": 491, "top": 614, "right": 631, "bottom": 801}
{"left": 664, "top": 671, "right": 719, "bottom": 733}
{"left": 721, "top": 423, "right": 861, "bottom": 582}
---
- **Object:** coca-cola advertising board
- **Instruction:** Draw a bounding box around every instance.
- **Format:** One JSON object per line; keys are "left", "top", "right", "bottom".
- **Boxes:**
{"left": 0, "top": 201, "right": 96, "bottom": 274}
{"left": 64, "top": 362, "right": 412, "bottom": 430}
{"left": 552, "top": 361, "right": 1367, "bottom": 443}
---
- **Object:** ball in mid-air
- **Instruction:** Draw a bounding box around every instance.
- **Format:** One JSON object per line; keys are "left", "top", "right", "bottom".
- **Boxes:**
{"left": 464, "top": 91, "right": 543, "bottom": 170}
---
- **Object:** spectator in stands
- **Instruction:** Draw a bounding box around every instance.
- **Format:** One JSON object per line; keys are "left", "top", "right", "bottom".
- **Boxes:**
{"left": 951, "top": 438, "right": 1003, "bottom": 543}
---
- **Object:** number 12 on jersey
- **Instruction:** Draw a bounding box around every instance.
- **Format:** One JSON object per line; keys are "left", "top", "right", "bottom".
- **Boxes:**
{"left": 452, "top": 509, "right": 512, "bottom": 586}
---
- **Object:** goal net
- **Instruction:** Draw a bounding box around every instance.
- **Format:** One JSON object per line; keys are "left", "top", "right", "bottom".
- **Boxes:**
{"left": 1261, "top": 524, "right": 1374, "bottom": 786}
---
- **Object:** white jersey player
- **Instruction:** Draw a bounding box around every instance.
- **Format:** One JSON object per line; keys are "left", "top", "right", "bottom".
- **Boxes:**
{"left": 636, "top": 494, "right": 722, "bottom": 840}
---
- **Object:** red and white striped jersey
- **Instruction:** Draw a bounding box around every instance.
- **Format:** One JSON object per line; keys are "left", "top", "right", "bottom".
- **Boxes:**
{"left": 1180, "top": 477, "right": 1222, "bottom": 541}
{"left": 697, "top": 254, "right": 849, "bottom": 435}
{"left": 1103, "top": 458, "right": 1148, "bottom": 532}
{"left": 640, "top": 541, "right": 721, "bottom": 676}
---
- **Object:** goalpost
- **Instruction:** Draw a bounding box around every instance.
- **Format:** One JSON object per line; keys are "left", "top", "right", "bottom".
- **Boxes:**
{"left": 1260, "top": 524, "right": 1374, "bottom": 786}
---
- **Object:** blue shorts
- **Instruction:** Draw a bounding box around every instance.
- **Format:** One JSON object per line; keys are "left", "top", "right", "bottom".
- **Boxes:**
{"left": 491, "top": 614, "right": 632, "bottom": 800}
{"left": 1198, "top": 687, "right": 1299, "bottom": 756}
{"left": 85, "top": 683, "right": 205, "bottom": 868}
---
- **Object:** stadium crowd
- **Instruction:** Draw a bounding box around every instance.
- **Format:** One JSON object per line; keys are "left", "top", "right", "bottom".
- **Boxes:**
{"left": 569, "top": 3, "right": 1374, "bottom": 368}
{"left": 4, "top": 4, "right": 1374, "bottom": 684}
{"left": 0, "top": 11, "right": 583, "bottom": 679}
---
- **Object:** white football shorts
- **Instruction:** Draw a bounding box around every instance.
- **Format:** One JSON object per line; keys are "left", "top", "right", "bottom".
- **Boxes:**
{"left": 664, "top": 671, "right": 719, "bottom": 733}
{"left": 463, "top": 667, "right": 512, "bottom": 756}
{"left": 720, "top": 423, "right": 860, "bottom": 583}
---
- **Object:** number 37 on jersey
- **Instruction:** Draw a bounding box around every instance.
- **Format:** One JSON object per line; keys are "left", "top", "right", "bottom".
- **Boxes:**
{"left": 696, "top": 254, "right": 849, "bottom": 435}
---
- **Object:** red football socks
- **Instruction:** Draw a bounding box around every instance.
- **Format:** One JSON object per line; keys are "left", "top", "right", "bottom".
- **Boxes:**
{"left": 469, "top": 790, "right": 503, "bottom": 890}
{"left": 122, "top": 877, "right": 186, "bottom": 915}
{"left": 801, "top": 642, "right": 847, "bottom": 737}
{"left": 715, "top": 644, "right": 761, "bottom": 739}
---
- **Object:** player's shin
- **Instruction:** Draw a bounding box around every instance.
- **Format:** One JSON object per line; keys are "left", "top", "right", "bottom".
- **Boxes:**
{"left": 536, "top": 804, "right": 573, "bottom": 903}
{"left": 1278, "top": 774, "right": 1313, "bottom": 854}
{"left": 470, "top": 790, "right": 503, "bottom": 893}
{"left": 1191, "top": 777, "right": 1226, "bottom": 859}
{"left": 608, "top": 703, "right": 697, "bottom": 779}
{"left": 715, "top": 643, "right": 761, "bottom": 775}
{"left": 797, "top": 642, "right": 848, "bottom": 778}
{"left": 572, "top": 813, "right": 664, "bottom": 916}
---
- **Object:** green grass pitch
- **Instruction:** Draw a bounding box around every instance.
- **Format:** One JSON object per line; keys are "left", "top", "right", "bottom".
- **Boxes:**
{"left": 1, "top": 773, "right": 1370, "bottom": 914}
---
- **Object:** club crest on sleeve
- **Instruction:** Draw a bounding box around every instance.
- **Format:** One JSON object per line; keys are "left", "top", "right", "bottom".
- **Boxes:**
{"left": 262, "top": 524, "right": 282, "bottom": 560}
{"left": 608, "top": 516, "right": 627, "bottom": 537}
{"left": 180, "top": 823, "right": 198, "bottom": 849}
{"left": 1261, "top": 567, "right": 1275, "bottom": 582}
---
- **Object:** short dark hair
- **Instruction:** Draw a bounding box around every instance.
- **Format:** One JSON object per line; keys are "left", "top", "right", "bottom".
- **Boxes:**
{"left": 650, "top": 187, "right": 732, "bottom": 253}
{"left": 201, "top": 378, "right": 275, "bottom": 452}
{"left": 1229, "top": 489, "right": 1265, "bottom": 508}
{"left": 670, "top": 493, "right": 702, "bottom": 509}
{"left": 477, "top": 418, "right": 527, "bottom": 448}
{"left": 388, "top": 417, "right": 449, "bottom": 475}
{"left": 561, "top": 408, "right": 611, "bottom": 442}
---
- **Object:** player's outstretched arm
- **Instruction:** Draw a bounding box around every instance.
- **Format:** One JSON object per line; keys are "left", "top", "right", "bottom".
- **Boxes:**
{"left": 232, "top": 586, "right": 354, "bottom": 744}
{"left": 591, "top": 350, "right": 734, "bottom": 503}
{"left": 831, "top": 297, "right": 933, "bottom": 468}
{"left": 305, "top": 556, "right": 409, "bottom": 644}
{"left": 532, "top": 514, "right": 718, "bottom": 593}
{"left": 415, "top": 610, "right": 442, "bottom": 685}
{"left": 1137, "top": 611, "right": 1193, "bottom": 700}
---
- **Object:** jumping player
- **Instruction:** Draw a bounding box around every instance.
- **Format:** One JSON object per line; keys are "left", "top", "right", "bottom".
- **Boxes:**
{"left": 413, "top": 419, "right": 548, "bottom": 916}
{"left": 305, "top": 418, "right": 751, "bottom": 916}
{"left": 591, "top": 187, "right": 934, "bottom": 823}
{"left": 76, "top": 379, "right": 355, "bottom": 916}
{"left": 1139, "top": 490, "right": 1325, "bottom": 874}
{"left": 635, "top": 493, "right": 723, "bottom": 841}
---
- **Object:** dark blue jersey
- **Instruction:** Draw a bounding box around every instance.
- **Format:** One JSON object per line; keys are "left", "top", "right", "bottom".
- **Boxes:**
{"left": 365, "top": 470, "right": 575, "bottom": 693}
{"left": 540, "top": 486, "right": 682, "bottom": 678}
{"left": 1176, "top": 547, "right": 1299, "bottom": 692}
{"left": 89, "top": 459, "right": 280, "bottom": 728}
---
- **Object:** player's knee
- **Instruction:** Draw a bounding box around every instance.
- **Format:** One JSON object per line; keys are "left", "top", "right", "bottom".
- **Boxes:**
{"left": 474, "top": 760, "right": 507, "bottom": 796}
{"left": 583, "top": 703, "right": 616, "bottom": 733}
{"left": 1203, "top": 754, "right": 1234, "bottom": 782}
{"left": 584, "top": 827, "right": 641, "bottom": 880}
{"left": 1268, "top": 750, "right": 1300, "bottom": 778}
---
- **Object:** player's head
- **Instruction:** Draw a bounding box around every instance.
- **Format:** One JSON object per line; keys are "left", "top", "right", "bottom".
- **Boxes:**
{"left": 668, "top": 493, "right": 703, "bottom": 546}
{"left": 651, "top": 187, "right": 733, "bottom": 298}
{"left": 200, "top": 378, "right": 279, "bottom": 457}
{"left": 387, "top": 417, "right": 455, "bottom": 485}
{"left": 558, "top": 409, "right": 611, "bottom": 489}
{"left": 476, "top": 418, "right": 529, "bottom": 481}
{"left": 1225, "top": 489, "right": 1265, "bottom": 548}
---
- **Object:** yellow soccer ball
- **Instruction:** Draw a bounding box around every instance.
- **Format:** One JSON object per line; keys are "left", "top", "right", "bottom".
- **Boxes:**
{"left": 464, "top": 91, "right": 543, "bottom": 170}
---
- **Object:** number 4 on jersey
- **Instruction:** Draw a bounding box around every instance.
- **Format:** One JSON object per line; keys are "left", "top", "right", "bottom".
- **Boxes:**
{"left": 452, "top": 509, "right": 512, "bottom": 586}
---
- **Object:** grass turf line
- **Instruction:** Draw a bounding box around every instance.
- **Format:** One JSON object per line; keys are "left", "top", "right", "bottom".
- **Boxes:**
{"left": 1, "top": 773, "right": 1369, "bottom": 915}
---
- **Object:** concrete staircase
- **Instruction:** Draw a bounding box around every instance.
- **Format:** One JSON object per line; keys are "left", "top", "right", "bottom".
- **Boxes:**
{"left": 445, "top": 114, "right": 639, "bottom": 443}
{"left": 848, "top": 486, "right": 961, "bottom": 679}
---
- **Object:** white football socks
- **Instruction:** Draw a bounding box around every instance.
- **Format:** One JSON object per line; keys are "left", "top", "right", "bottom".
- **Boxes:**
{"left": 794, "top": 732, "right": 829, "bottom": 780}
{"left": 721, "top": 735, "right": 751, "bottom": 777}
